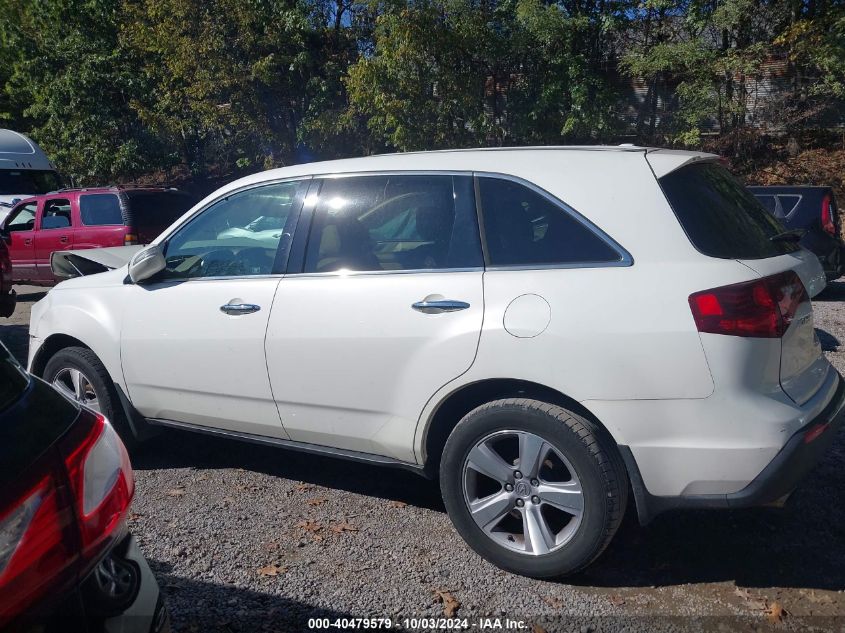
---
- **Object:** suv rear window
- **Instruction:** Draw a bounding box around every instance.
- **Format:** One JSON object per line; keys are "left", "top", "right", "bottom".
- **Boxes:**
{"left": 123, "top": 190, "right": 195, "bottom": 228}
{"left": 659, "top": 163, "right": 800, "bottom": 259}
{"left": 0, "top": 344, "right": 29, "bottom": 412}
{"left": 80, "top": 193, "right": 124, "bottom": 226}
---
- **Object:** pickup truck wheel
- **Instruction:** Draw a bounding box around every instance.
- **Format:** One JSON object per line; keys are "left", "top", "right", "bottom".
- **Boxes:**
{"left": 440, "top": 398, "right": 627, "bottom": 578}
{"left": 43, "top": 347, "right": 139, "bottom": 451}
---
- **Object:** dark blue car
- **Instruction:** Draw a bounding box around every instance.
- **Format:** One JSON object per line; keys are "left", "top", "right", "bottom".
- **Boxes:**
{"left": 748, "top": 186, "right": 844, "bottom": 282}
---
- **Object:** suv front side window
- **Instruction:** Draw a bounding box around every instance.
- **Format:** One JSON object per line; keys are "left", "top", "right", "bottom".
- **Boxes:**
{"left": 5, "top": 202, "right": 37, "bottom": 232}
{"left": 161, "top": 180, "right": 308, "bottom": 280}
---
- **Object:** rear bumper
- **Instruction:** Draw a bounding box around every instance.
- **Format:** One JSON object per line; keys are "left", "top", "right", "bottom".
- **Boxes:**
{"left": 622, "top": 372, "right": 845, "bottom": 524}
{"left": 0, "top": 288, "right": 15, "bottom": 317}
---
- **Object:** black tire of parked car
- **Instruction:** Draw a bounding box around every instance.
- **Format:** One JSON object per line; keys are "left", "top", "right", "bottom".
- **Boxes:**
{"left": 43, "top": 346, "right": 139, "bottom": 452}
{"left": 439, "top": 398, "right": 628, "bottom": 578}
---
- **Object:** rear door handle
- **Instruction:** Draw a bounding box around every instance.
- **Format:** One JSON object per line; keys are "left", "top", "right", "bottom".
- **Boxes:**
{"left": 412, "top": 299, "right": 470, "bottom": 314}
{"left": 59, "top": 236, "right": 68, "bottom": 243}
{"left": 220, "top": 303, "right": 261, "bottom": 315}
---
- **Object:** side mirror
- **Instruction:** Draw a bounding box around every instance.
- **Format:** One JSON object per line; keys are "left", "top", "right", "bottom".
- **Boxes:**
{"left": 128, "top": 244, "right": 166, "bottom": 283}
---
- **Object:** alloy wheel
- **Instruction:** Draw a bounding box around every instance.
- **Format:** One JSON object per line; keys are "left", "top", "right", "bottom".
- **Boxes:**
{"left": 462, "top": 429, "right": 584, "bottom": 555}
{"left": 52, "top": 367, "right": 101, "bottom": 413}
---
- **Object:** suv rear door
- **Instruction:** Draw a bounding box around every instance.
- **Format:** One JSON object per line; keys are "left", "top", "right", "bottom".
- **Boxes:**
{"left": 265, "top": 174, "right": 484, "bottom": 460}
{"left": 76, "top": 191, "right": 127, "bottom": 249}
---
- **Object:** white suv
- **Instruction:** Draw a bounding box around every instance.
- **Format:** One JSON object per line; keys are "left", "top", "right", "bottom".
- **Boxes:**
{"left": 28, "top": 147, "right": 845, "bottom": 578}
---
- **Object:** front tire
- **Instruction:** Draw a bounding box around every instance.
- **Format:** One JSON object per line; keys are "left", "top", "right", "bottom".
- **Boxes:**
{"left": 440, "top": 398, "right": 627, "bottom": 578}
{"left": 43, "top": 346, "right": 139, "bottom": 451}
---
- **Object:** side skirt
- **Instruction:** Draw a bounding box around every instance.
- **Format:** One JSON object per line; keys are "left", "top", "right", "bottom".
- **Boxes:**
{"left": 145, "top": 417, "right": 431, "bottom": 477}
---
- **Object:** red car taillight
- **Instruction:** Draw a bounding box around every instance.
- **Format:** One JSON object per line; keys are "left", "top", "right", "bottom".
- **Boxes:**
{"left": 689, "top": 271, "right": 809, "bottom": 338}
{"left": 821, "top": 194, "right": 836, "bottom": 236}
{"left": 0, "top": 412, "right": 134, "bottom": 626}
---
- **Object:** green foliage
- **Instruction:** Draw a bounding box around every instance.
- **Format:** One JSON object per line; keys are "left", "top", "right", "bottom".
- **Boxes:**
{"left": 0, "top": 0, "right": 843, "bottom": 182}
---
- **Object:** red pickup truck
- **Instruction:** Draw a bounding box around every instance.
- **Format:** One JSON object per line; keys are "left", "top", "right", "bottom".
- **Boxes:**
{"left": 0, "top": 186, "right": 195, "bottom": 285}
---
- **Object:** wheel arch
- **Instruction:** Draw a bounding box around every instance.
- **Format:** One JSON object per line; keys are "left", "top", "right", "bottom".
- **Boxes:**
{"left": 419, "top": 378, "right": 624, "bottom": 474}
{"left": 30, "top": 333, "right": 90, "bottom": 377}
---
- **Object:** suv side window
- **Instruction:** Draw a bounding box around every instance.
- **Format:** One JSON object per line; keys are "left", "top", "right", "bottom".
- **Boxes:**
{"left": 162, "top": 180, "right": 307, "bottom": 280}
{"left": 477, "top": 177, "right": 623, "bottom": 267}
{"left": 6, "top": 202, "right": 37, "bottom": 232}
{"left": 80, "top": 193, "right": 123, "bottom": 226}
{"left": 304, "top": 174, "right": 482, "bottom": 273}
{"left": 41, "top": 199, "right": 72, "bottom": 230}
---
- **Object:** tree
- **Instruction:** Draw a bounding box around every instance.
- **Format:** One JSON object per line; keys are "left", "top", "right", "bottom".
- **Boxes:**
{"left": 0, "top": 0, "right": 165, "bottom": 184}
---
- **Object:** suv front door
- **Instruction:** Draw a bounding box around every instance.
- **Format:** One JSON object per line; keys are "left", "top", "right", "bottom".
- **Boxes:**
{"left": 3, "top": 200, "right": 39, "bottom": 283}
{"left": 266, "top": 173, "right": 485, "bottom": 461}
{"left": 119, "top": 179, "right": 309, "bottom": 437}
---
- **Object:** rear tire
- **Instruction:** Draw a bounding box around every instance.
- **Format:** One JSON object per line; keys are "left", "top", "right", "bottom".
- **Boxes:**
{"left": 43, "top": 347, "right": 140, "bottom": 452}
{"left": 440, "top": 398, "right": 627, "bottom": 578}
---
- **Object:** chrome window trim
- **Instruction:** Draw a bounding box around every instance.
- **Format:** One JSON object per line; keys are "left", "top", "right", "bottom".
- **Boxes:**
{"left": 473, "top": 171, "right": 633, "bottom": 269}
{"left": 156, "top": 169, "right": 632, "bottom": 279}
{"left": 285, "top": 267, "right": 484, "bottom": 279}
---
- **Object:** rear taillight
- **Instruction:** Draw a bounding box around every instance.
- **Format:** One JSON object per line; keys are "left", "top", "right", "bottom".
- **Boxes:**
{"left": 124, "top": 234, "right": 138, "bottom": 245}
{"left": 689, "top": 271, "right": 809, "bottom": 338}
{"left": 63, "top": 413, "right": 134, "bottom": 562}
{"left": 821, "top": 195, "right": 836, "bottom": 236}
{"left": 0, "top": 411, "right": 134, "bottom": 626}
{"left": 0, "top": 473, "right": 77, "bottom": 625}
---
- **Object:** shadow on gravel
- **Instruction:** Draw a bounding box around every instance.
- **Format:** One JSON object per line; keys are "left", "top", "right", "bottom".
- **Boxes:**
{"left": 15, "top": 289, "right": 47, "bottom": 302}
{"left": 814, "top": 280, "right": 845, "bottom": 301}
{"left": 0, "top": 323, "right": 30, "bottom": 364}
{"left": 133, "top": 430, "right": 445, "bottom": 512}
{"left": 816, "top": 327, "right": 840, "bottom": 351}
{"left": 576, "top": 428, "right": 845, "bottom": 592}
{"left": 149, "top": 559, "right": 361, "bottom": 633}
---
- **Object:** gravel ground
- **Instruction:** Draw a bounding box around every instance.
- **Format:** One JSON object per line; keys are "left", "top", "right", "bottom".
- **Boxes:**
{"left": 3, "top": 283, "right": 845, "bottom": 632}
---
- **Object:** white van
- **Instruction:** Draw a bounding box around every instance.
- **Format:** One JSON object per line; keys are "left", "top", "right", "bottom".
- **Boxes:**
{"left": 0, "top": 129, "right": 62, "bottom": 224}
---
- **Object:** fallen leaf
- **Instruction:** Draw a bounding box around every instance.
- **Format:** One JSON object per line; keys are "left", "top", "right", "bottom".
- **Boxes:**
{"left": 294, "top": 483, "right": 313, "bottom": 492}
{"left": 306, "top": 497, "right": 328, "bottom": 506}
{"left": 257, "top": 564, "right": 287, "bottom": 577}
{"left": 532, "top": 625, "right": 548, "bottom": 633}
{"left": 128, "top": 512, "right": 143, "bottom": 521}
{"left": 766, "top": 601, "right": 787, "bottom": 624}
{"left": 608, "top": 594, "right": 625, "bottom": 607}
{"left": 330, "top": 521, "right": 359, "bottom": 534}
{"left": 166, "top": 487, "right": 185, "bottom": 497}
{"left": 388, "top": 500, "right": 407, "bottom": 508}
{"left": 295, "top": 520, "right": 323, "bottom": 533}
{"left": 543, "top": 596, "right": 565, "bottom": 609}
{"left": 433, "top": 589, "right": 460, "bottom": 617}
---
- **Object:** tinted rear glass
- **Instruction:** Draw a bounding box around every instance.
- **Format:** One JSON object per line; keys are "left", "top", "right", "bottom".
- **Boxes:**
{"left": 659, "top": 163, "right": 800, "bottom": 259}
{"left": 0, "top": 169, "right": 61, "bottom": 195}
{"left": 80, "top": 193, "right": 123, "bottom": 226}
{"left": 124, "top": 190, "right": 196, "bottom": 228}
{"left": 0, "top": 344, "right": 29, "bottom": 412}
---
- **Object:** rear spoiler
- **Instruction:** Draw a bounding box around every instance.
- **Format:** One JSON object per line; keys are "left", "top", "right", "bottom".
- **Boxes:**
{"left": 51, "top": 246, "right": 143, "bottom": 279}
{"left": 645, "top": 148, "right": 720, "bottom": 179}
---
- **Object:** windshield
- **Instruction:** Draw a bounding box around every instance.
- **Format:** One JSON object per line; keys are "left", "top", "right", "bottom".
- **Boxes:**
{"left": 0, "top": 343, "right": 29, "bottom": 412}
{"left": 0, "top": 169, "right": 62, "bottom": 196}
{"left": 659, "top": 163, "right": 800, "bottom": 259}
